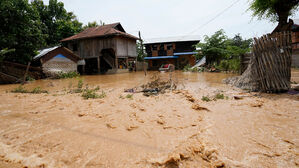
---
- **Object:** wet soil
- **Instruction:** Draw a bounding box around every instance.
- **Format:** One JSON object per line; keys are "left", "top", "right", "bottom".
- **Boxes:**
{"left": 0, "top": 71, "right": 298, "bottom": 168}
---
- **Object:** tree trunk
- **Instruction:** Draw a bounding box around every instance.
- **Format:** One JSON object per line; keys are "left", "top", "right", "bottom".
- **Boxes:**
{"left": 272, "top": 11, "right": 291, "bottom": 33}
{"left": 273, "top": 0, "right": 294, "bottom": 32}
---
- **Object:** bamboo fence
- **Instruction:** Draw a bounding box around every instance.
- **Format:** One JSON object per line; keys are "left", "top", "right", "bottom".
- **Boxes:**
{"left": 226, "top": 32, "right": 292, "bottom": 93}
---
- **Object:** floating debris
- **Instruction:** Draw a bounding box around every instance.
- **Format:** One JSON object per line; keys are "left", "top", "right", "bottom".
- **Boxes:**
{"left": 125, "top": 73, "right": 177, "bottom": 96}
{"left": 192, "top": 104, "right": 210, "bottom": 111}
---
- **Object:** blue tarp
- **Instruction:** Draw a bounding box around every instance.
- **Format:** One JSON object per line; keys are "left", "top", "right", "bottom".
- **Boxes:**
{"left": 173, "top": 52, "right": 197, "bottom": 56}
{"left": 144, "top": 56, "right": 178, "bottom": 60}
{"left": 54, "top": 54, "right": 67, "bottom": 58}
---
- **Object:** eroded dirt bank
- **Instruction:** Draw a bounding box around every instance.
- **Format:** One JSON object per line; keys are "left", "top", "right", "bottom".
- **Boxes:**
{"left": 0, "top": 71, "right": 298, "bottom": 168}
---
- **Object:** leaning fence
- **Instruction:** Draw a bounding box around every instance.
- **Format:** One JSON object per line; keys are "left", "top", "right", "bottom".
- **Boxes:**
{"left": 226, "top": 32, "right": 292, "bottom": 93}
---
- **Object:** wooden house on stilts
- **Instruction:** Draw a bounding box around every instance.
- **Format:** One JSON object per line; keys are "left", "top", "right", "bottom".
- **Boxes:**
{"left": 61, "top": 23, "right": 138, "bottom": 74}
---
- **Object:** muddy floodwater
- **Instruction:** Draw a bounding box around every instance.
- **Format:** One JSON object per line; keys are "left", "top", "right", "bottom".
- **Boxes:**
{"left": 0, "top": 71, "right": 298, "bottom": 168}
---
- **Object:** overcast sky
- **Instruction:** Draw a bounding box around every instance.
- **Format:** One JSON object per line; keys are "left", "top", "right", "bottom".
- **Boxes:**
{"left": 43, "top": 0, "right": 299, "bottom": 40}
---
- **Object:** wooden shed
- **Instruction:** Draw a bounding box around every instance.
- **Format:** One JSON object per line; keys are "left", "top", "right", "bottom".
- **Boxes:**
{"left": 33, "top": 46, "right": 81, "bottom": 76}
{"left": 61, "top": 22, "right": 138, "bottom": 74}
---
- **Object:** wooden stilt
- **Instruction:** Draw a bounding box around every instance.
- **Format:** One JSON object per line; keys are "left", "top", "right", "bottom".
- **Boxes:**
{"left": 22, "top": 61, "right": 31, "bottom": 85}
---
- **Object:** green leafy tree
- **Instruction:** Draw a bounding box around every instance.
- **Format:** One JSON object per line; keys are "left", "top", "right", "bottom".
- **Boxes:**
{"left": 196, "top": 29, "right": 227, "bottom": 64}
{"left": 225, "top": 35, "right": 252, "bottom": 59}
{"left": 196, "top": 30, "right": 252, "bottom": 72}
{"left": 0, "top": 48, "right": 15, "bottom": 63}
{"left": 83, "top": 21, "right": 99, "bottom": 29}
{"left": 249, "top": 0, "right": 299, "bottom": 30}
{"left": 31, "top": 0, "right": 83, "bottom": 46}
{"left": 83, "top": 20, "right": 105, "bottom": 29}
{"left": 0, "top": 0, "right": 45, "bottom": 64}
{"left": 136, "top": 41, "right": 146, "bottom": 61}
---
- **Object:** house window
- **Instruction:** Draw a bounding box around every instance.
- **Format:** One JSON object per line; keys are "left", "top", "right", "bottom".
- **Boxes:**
{"left": 160, "top": 44, "right": 164, "bottom": 50}
{"left": 167, "top": 44, "right": 173, "bottom": 50}
{"left": 73, "top": 43, "right": 78, "bottom": 51}
{"left": 152, "top": 45, "right": 158, "bottom": 51}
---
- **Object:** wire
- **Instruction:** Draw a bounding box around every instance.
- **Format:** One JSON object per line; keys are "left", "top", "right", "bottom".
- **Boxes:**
{"left": 186, "top": 0, "right": 242, "bottom": 36}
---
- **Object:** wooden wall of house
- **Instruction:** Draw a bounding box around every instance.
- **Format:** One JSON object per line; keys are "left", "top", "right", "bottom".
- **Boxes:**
{"left": 66, "top": 36, "right": 137, "bottom": 59}
{"left": 127, "top": 39, "right": 137, "bottom": 57}
{"left": 115, "top": 37, "right": 127, "bottom": 57}
{"left": 115, "top": 37, "right": 137, "bottom": 57}
{"left": 78, "top": 38, "right": 116, "bottom": 58}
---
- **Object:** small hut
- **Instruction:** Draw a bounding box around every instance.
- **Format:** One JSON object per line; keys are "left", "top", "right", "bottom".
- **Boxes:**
{"left": 33, "top": 46, "right": 82, "bottom": 76}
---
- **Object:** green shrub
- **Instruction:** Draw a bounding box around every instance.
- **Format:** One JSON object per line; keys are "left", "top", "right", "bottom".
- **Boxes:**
{"left": 26, "top": 76, "right": 35, "bottom": 81}
{"left": 11, "top": 86, "right": 48, "bottom": 94}
{"left": 77, "top": 79, "right": 83, "bottom": 89}
{"left": 70, "top": 79, "right": 84, "bottom": 93}
{"left": 201, "top": 96, "right": 211, "bottom": 102}
{"left": 82, "top": 88, "right": 106, "bottom": 100}
{"left": 57, "top": 71, "right": 80, "bottom": 79}
{"left": 183, "top": 64, "right": 192, "bottom": 72}
{"left": 126, "top": 94, "right": 133, "bottom": 99}
{"left": 82, "top": 89, "right": 98, "bottom": 99}
{"left": 31, "top": 87, "right": 48, "bottom": 94}
{"left": 215, "top": 93, "right": 224, "bottom": 100}
{"left": 191, "top": 67, "right": 198, "bottom": 72}
{"left": 228, "top": 59, "right": 240, "bottom": 72}
{"left": 217, "top": 59, "right": 240, "bottom": 72}
{"left": 98, "top": 91, "right": 106, "bottom": 98}
{"left": 94, "top": 86, "right": 100, "bottom": 91}
{"left": 217, "top": 60, "right": 230, "bottom": 71}
{"left": 11, "top": 86, "right": 29, "bottom": 93}
{"left": 183, "top": 64, "right": 199, "bottom": 72}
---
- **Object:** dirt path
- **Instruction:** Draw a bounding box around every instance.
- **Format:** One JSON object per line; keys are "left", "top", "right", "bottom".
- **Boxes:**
{"left": 0, "top": 71, "right": 298, "bottom": 168}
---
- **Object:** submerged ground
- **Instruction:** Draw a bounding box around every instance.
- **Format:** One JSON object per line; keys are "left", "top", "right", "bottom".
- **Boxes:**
{"left": 0, "top": 71, "right": 298, "bottom": 168}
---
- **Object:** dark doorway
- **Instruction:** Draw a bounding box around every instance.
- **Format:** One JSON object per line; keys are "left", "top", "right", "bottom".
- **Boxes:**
{"left": 100, "top": 49, "right": 115, "bottom": 73}
{"left": 85, "top": 58, "right": 98, "bottom": 74}
{"left": 77, "top": 65, "right": 84, "bottom": 74}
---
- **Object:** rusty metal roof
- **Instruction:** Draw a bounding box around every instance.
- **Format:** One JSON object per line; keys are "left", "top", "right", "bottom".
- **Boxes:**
{"left": 61, "top": 23, "right": 138, "bottom": 42}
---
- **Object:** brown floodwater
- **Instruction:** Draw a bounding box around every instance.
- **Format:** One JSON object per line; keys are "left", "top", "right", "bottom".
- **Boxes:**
{"left": 0, "top": 70, "right": 298, "bottom": 168}
{"left": 0, "top": 71, "right": 237, "bottom": 93}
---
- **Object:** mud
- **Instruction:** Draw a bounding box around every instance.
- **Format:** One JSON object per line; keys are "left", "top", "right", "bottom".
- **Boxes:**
{"left": 0, "top": 71, "right": 298, "bottom": 168}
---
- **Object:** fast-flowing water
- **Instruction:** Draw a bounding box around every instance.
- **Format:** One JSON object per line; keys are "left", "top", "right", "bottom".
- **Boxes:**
{"left": 0, "top": 71, "right": 298, "bottom": 168}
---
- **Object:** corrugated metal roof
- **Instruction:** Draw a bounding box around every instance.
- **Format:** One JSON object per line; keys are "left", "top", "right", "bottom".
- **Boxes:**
{"left": 144, "top": 56, "right": 178, "bottom": 60}
{"left": 61, "top": 22, "right": 138, "bottom": 42}
{"left": 33, "top": 46, "right": 59, "bottom": 60}
{"left": 294, "top": 19, "right": 299, "bottom": 26}
{"left": 174, "top": 52, "right": 198, "bottom": 56}
{"left": 144, "top": 35, "right": 200, "bottom": 44}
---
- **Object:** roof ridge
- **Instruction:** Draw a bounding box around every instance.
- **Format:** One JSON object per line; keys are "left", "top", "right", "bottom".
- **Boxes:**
{"left": 61, "top": 22, "right": 138, "bottom": 42}
{"left": 94, "top": 22, "right": 120, "bottom": 29}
